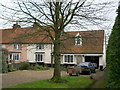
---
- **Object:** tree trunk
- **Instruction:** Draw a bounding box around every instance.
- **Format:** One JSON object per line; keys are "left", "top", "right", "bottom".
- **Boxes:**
{"left": 51, "top": 32, "right": 61, "bottom": 82}
{"left": 51, "top": 2, "right": 62, "bottom": 82}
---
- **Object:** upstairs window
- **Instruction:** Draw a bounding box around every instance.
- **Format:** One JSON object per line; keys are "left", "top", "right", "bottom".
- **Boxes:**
{"left": 36, "top": 44, "right": 44, "bottom": 50}
{"left": 14, "top": 44, "right": 21, "bottom": 50}
{"left": 75, "top": 33, "right": 82, "bottom": 46}
{"left": 76, "top": 38, "right": 81, "bottom": 45}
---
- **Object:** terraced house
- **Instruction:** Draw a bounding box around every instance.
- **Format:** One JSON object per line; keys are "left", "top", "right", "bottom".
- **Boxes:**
{"left": 0, "top": 23, "right": 106, "bottom": 69}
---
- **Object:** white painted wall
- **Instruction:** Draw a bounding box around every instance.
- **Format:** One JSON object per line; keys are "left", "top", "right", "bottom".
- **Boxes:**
{"left": 99, "top": 31, "right": 106, "bottom": 69}
{"left": 99, "top": 56, "right": 103, "bottom": 66}
{"left": 102, "top": 31, "right": 106, "bottom": 69}
{"left": 27, "top": 44, "right": 52, "bottom": 64}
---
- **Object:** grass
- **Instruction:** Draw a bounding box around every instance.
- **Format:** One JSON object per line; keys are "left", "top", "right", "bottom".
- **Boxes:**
{"left": 5, "top": 76, "right": 94, "bottom": 88}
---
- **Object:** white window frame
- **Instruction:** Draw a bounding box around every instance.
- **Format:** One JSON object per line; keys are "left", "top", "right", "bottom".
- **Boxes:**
{"left": 9, "top": 53, "right": 21, "bottom": 61}
{"left": 35, "top": 52, "right": 45, "bottom": 62}
{"left": 64, "top": 55, "right": 74, "bottom": 64}
{"left": 36, "top": 44, "right": 44, "bottom": 50}
{"left": 75, "top": 33, "right": 82, "bottom": 46}
{"left": 14, "top": 44, "right": 21, "bottom": 50}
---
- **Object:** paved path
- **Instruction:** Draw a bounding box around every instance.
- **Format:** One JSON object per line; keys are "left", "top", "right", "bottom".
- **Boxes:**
{"left": 2, "top": 68, "right": 67, "bottom": 88}
{"left": 89, "top": 70, "right": 106, "bottom": 88}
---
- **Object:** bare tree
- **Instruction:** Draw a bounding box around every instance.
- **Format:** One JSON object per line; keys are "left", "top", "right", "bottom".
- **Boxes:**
{"left": 0, "top": 0, "right": 112, "bottom": 82}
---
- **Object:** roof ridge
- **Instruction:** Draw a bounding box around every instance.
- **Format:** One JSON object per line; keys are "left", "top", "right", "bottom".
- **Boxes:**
{"left": 66, "top": 30, "right": 104, "bottom": 33}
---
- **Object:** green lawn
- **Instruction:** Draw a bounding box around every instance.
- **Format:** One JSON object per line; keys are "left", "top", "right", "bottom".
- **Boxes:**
{"left": 6, "top": 76, "right": 94, "bottom": 88}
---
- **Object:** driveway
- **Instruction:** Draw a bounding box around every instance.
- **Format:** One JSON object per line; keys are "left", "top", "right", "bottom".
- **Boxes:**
{"left": 2, "top": 68, "right": 67, "bottom": 88}
{"left": 2, "top": 69, "right": 104, "bottom": 88}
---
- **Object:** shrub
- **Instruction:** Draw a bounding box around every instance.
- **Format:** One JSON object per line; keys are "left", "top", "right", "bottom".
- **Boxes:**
{"left": 60, "top": 66, "right": 67, "bottom": 71}
{"left": 34, "top": 64, "right": 44, "bottom": 70}
{"left": 33, "top": 64, "right": 49, "bottom": 70}
{"left": 19, "top": 62, "right": 31, "bottom": 70}
{"left": 1, "top": 48, "right": 8, "bottom": 73}
{"left": 106, "top": 5, "right": 120, "bottom": 88}
{"left": 8, "top": 67, "right": 16, "bottom": 72}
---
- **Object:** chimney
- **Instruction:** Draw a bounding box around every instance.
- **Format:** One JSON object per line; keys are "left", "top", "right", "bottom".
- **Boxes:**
{"left": 13, "top": 23, "right": 21, "bottom": 29}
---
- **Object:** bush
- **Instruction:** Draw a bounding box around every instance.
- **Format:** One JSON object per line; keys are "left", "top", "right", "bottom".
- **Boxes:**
{"left": 1, "top": 48, "right": 8, "bottom": 73}
{"left": 19, "top": 62, "right": 31, "bottom": 70}
{"left": 33, "top": 64, "right": 49, "bottom": 70}
{"left": 8, "top": 67, "right": 16, "bottom": 72}
{"left": 60, "top": 66, "right": 67, "bottom": 71}
{"left": 106, "top": 5, "right": 120, "bottom": 88}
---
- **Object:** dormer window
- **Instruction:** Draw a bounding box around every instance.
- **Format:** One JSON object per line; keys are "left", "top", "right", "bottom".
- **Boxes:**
{"left": 36, "top": 44, "right": 44, "bottom": 50}
{"left": 75, "top": 33, "right": 82, "bottom": 46}
{"left": 76, "top": 38, "right": 81, "bottom": 45}
{"left": 14, "top": 44, "right": 21, "bottom": 50}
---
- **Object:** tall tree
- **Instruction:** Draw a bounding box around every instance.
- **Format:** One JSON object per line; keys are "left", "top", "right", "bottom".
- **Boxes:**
{"left": 106, "top": 2, "right": 120, "bottom": 88}
{"left": 0, "top": 0, "right": 110, "bottom": 82}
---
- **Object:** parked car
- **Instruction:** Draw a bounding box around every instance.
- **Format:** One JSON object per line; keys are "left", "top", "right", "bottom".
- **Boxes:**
{"left": 78, "top": 62, "right": 96, "bottom": 74}
{"left": 91, "top": 63, "right": 97, "bottom": 69}
{"left": 67, "top": 62, "right": 96, "bottom": 76}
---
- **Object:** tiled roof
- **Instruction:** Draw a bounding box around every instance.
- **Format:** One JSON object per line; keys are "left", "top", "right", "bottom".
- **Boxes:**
{"left": 61, "top": 30, "right": 104, "bottom": 54}
{"left": 0, "top": 26, "right": 54, "bottom": 44}
{"left": 0, "top": 26, "right": 104, "bottom": 54}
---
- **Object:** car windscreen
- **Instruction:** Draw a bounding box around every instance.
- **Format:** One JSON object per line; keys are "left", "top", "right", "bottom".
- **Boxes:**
{"left": 77, "top": 62, "right": 89, "bottom": 67}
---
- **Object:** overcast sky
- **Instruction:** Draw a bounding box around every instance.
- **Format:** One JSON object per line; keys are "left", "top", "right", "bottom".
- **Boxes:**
{"left": 0, "top": 0, "right": 119, "bottom": 34}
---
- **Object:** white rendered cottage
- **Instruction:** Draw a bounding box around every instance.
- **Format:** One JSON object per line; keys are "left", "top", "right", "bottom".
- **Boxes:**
{"left": 0, "top": 24, "right": 106, "bottom": 69}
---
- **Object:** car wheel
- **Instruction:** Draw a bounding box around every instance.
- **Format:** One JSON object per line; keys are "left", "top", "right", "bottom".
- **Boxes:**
{"left": 76, "top": 72, "right": 80, "bottom": 76}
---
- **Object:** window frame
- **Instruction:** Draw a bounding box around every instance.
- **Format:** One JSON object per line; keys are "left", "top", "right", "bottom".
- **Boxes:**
{"left": 13, "top": 44, "right": 22, "bottom": 50}
{"left": 64, "top": 55, "right": 74, "bottom": 64}
{"left": 36, "top": 44, "right": 44, "bottom": 50}
{"left": 35, "top": 52, "right": 45, "bottom": 62}
{"left": 9, "top": 52, "right": 21, "bottom": 61}
{"left": 75, "top": 33, "right": 82, "bottom": 46}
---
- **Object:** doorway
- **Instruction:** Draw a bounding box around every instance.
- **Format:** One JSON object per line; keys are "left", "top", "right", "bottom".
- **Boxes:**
{"left": 85, "top": 56, "right": 99, "bottom": 69}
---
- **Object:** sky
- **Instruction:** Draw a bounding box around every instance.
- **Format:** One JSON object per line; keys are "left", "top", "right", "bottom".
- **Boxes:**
{"left": 0, "top": 0, "right": 119, "bottom": 35}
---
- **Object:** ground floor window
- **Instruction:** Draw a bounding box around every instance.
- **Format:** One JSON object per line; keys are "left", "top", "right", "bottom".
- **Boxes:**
{"left": 64, "top": 55, "right": 73, "bottom": 63}
{"left": 9, "top": 53, "right": 21, "bottom": 61}
{"left": 35, "top": 52, "right": 44, "bottom": 62}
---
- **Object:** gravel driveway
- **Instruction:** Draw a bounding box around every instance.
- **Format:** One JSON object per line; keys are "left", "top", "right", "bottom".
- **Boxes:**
{"left": 2, "top": 68, "right": 67, "bottom": 88}
{"left": 1, "top": 69, "right": 105, "bottom": 88}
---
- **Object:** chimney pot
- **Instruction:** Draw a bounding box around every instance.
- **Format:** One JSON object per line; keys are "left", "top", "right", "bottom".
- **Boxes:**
{"left": 13, "top": 23, "right": 21, "bottom": 29}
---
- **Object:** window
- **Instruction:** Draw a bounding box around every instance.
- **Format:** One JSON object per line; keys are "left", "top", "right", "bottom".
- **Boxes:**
{"left": 75, "top": 37, "right": 82, "bottom": 46}
{"left": 14, "top": 44, "right": 21, "bottom": 50}
{"left": 76, "top": 38, "right": 80, "bottom": 45}
{"left": 36, "top": 44, "right": 44, "bottom": 50}
{"left": 9, "top": 53, "right": 21, "bottom": 60}
{"left": 35, "top": 53, "right": 44, "bottom": 62}
{"left": 75, "top": 33, "right": 82, "bottom": 46}
{"left": 64, "top": 55, "right": 73, "bottom": 63}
